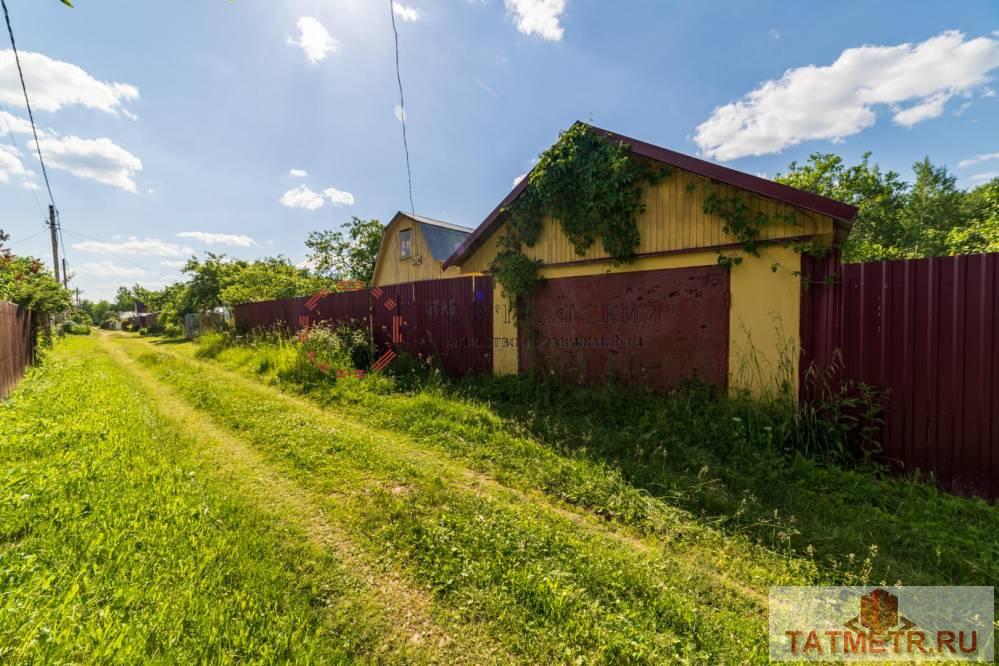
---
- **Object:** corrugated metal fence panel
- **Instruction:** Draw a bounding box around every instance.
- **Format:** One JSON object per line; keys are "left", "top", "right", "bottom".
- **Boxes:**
{"left": 413, "top": 276, "right": 492, "bottom": 375}
{"left": 801, "top": 252, "right": 999, "bottom": 499}
{"left": 371, "top": 277, "right": 492, "bottom": 376}
{"left": 234, "top": 278, "right": 493, "bottom": 377}
{"left": 235, "top": 292, "right": 368, "bottom": 333}
{"left": 0, "top": 301, "right": 33, "bottom": 399}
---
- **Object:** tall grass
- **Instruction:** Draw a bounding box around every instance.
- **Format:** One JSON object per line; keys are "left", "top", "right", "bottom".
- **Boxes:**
{"left": 188, "top": 328, "right": 998, "bottom": 587}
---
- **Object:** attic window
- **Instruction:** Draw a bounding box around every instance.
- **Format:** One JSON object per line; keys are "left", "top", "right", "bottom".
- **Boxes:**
{"left": 399, "top": 229, "right": 412, "bottom": 259}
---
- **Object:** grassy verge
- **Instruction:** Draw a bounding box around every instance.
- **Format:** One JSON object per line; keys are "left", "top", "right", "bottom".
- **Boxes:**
{"left": 189, "top": 331, "right": 999, "bottom": 587}
{"left": 114, "top": 333, "right": 797, "bottom": 663}
{"left": 0, "top": 336, "right": 407, "bottom": 663}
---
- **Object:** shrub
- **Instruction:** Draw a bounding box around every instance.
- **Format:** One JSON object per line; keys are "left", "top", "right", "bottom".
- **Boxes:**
{"left": 58, "top": 321, "right": 90, "bottom": 336}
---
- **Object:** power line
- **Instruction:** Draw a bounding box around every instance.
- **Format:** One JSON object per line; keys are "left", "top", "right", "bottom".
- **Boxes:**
{"left": 0, "top": 100, "right": 46, "bottom": 218}
{"left": 6, "top": 228, "right": 47, "bottom": 245}
{"left": 388, "top": 0, "right": 414, "bottom": 215}
{"left": 1, "top": 0, "right": 56, "bottom": 209}
{"left": 60, "top": 228, "right": 162, "bottom": 275}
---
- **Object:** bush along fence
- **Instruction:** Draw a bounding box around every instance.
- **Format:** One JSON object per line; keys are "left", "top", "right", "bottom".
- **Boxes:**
{"left": 233, "top": 255, "right": 998, "bottom": 501}
{"left": 233, "top": 276, "right": 493, "bottom": 377}
{"left": 0, "top": 301, "right": 33, "bottom": 399}
{"left": 801, "top": 251, "right": 999, "bottom": 499}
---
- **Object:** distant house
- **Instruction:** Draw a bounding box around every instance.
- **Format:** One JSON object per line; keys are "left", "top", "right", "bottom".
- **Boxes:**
{"left": 371, "top": 212, "right": 476, "bottom": 287}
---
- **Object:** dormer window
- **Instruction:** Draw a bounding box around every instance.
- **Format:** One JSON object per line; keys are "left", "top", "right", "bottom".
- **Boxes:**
{"left": 399, "top": 228, "right": 412, "bottom": 259}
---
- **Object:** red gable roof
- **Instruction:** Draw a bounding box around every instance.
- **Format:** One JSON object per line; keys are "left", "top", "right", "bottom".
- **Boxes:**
{"left": 443, "top": 122, "right": 859, "bottom": 270}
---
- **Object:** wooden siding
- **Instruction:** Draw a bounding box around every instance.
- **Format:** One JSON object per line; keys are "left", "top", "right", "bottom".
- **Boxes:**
{"left": 462, "top": 167, "right": 835, "bottom": 273}
{"left": 373, "top": 218, "right": 465, "bottom": 287}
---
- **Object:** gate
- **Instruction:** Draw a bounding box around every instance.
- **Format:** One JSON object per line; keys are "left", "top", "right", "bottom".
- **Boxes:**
{"left": 517, "top": 266, "right": 731, "bottom": 392}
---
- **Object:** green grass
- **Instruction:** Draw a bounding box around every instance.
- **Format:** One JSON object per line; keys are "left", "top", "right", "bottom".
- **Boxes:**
{"left": 119, "top": 334, "right": 794, "bottom": 663}
{"left": 7, "top": 331, "right": 996, "bottom": 663}
{"left": 0, "top": 336, "right": 412, "bottom": 663}
{"left": 191, "top": 331, "right": 999, "bottom": 587}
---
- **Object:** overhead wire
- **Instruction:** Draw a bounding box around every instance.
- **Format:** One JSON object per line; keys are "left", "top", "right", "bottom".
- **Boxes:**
{"left": 0, "top": 100, "right": 46, "bottom": 219}
{"left": 60, "top": 227, "right": 163, "bottom": 275}
{"left": 6, "top": 228, "right": 47, "bottom": 246}
{"left": 388, "top": 0, "right": 415, "bottom": 215}
{"left": 1, "top": 0, "right": 57, "bottom": 210}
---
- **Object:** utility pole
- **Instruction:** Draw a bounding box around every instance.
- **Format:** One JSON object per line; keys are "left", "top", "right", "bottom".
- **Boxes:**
{"left": 75, "top": 287, "right": 80, "bottom": 308}
{"left": 62, "top": 258, "right": 68, "bottom": 289}
{"left": 48, "top": 205, "right": 60, "bottom": 284}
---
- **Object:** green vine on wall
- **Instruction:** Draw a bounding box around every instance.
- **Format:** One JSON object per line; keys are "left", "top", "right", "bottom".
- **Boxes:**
{"left": 490, "top": 124, "right": 668, "bottom": 301}
{"left": 703, "top": 189, "right": 809, "bottom": 269}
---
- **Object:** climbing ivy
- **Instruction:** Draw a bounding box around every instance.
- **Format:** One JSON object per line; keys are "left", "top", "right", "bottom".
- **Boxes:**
{"left": 703, "top": 188, "right": 809, "bottom": 269}
{"left": 491, "top": 124, "right": 667, "bottom": 301}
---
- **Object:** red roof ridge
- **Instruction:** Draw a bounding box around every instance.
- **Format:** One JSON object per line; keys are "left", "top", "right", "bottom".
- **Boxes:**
{"left": 443, "top": 122, "right": 858, "bottom": 270}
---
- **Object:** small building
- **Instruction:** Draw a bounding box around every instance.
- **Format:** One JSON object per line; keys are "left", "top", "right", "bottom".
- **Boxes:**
{"left": 371, "top": 212, "right": 475, "bottom": 287}
{"left": 443, "top": 123, "right": 858, "bottom": 396}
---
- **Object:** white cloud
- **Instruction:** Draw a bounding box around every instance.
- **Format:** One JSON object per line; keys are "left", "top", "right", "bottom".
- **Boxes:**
{"left": 160, "top": 260, "right": 186, "bottom": 269}
{"left": 77, "top": 261, "right": 147, "bottom": 277}
{"left": 280, "top": 183, "right": 354, "bottom": 210}
{"left": 323, "top": 186, "right": 355, "bottom": 206}
{"left": 892, "top": 92, "right": 952, "bottom": 127}
{"left": 287, "top": 17, "right": 337, "bottom": 64}
{"left": 504, "top": 0, "right": 566, "bottom": 42}
{"left": 72, "top": 237, "right": 193, "bottom": 257}
{"left": 280, "top": 184, "right": 326, "bottom": 210}
{"left": 694, "top": 30, "right": 999, "bottom": 160}
{"left": 392, "top": 3, "right": 421, "bottom": 22}
{"left": 32, "top": 135, "right": 142, "bottom": 191}
{"left": 958, "top": 152, "right": 999, "bottom": 168}
{"left": 176, "top": 231, "right": 256, "bottom": 247}
{"left": 970, "top": 171, "right": 999, "bottom": 182}
{"left": 513, "top": 173, "right": 527, "bottom": 187}
{"left": 0, "top": 144, "right": 29, "bottom": 183}
{"left": 0, "top": 50, "right": 138, "bottom": 117}
{"left": 394, "top": 104, "right": 407, "bottom": 122}
{"left": 0, "top": 110, "right": 39, "bottom": 136}
{"left": 289, "top": 168, "right": 308, "bottom": 178}
{"left": 769, "top": 29, "right": 781, "bottom": 42}
{"left": 1, "top": 110, "right": 140, "bottom": 191}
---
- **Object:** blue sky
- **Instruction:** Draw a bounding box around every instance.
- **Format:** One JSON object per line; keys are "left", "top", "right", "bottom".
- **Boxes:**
{"left": 1, "top": 0, "right": 997, "bottom": 300}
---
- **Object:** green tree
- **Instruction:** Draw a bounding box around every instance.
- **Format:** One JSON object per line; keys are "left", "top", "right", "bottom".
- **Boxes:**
{"left": 946, "top": 178, "right": 999, "bottom": 254}
{"left": 78, "top": 299, "right": 114, "bottom": 324}
{"left": 900, "top": 158, "right": 967, "bottom": 256}
{"left": 305, "top": 217, "right": 384, "bottom": 284}
{"left": 775, "top": 152, "right": 908, "bottom": 261}
{"left": 0, "top": 229, "right": 72, "bottom": 317}
{"left": 181, "top": 253, "right": 246, "bottom": 311}
{"left": 218, "top": 257, "right": 335, "bottom": 307}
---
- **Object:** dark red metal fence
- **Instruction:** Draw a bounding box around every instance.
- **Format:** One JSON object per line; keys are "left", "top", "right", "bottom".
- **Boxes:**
{"left": 518, "top": 266, "right": 730, "bottom": 392}
{"left": 233, "top": 276, "right": 493, "bottom": 377}
{"left": 801, "top": 252, "right": 999, "bottom": 499}
{"left": 234, "top": 290, "right": 371, "bottom": 333}
{"left": 0, "top": 301, "right": 33, "bottom": 400}
{"left": 372, "top": 276, "right": 493, "bottom": 376}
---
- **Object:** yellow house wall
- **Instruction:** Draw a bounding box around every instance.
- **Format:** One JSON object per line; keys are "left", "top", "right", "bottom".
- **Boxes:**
{"left": 476, "top": 166, "right": 835, "bottom": 396}
{"left": 372, "top": 220, "right": 466, "bottom": 287}
{"left": 490, "top": 246, "right": 803, "bottom": 396}
{"left": 464, "top": 167, "right": 835, "bottom": 274}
